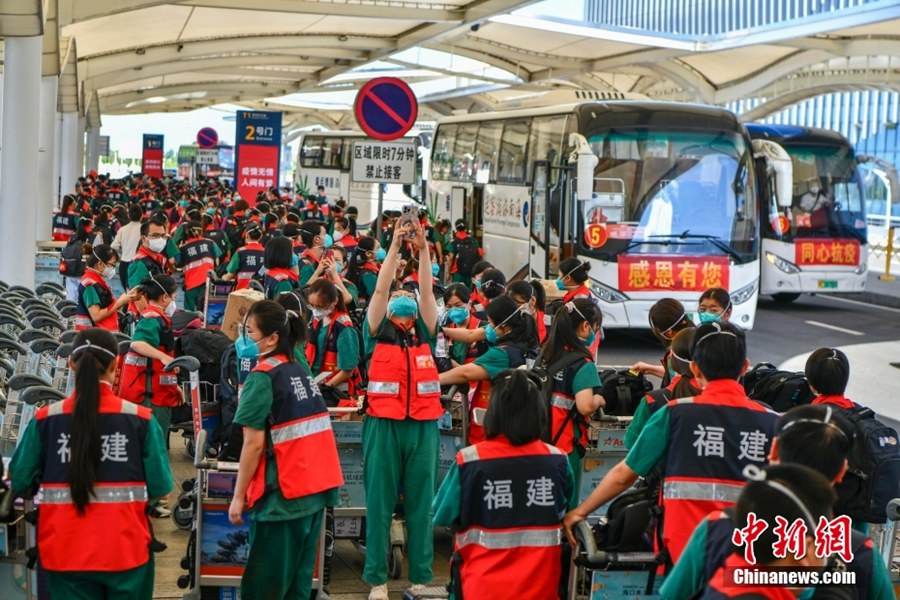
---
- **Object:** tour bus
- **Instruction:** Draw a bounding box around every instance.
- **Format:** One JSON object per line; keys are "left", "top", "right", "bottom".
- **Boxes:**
{"left": 747, "top": 124, "right": 892, "bottom": 302}
{"left": 429, "top": 92, "right": 792, "bottom": 330}
{"left": 294, "top": 129, "right": 432, "bottom": 224}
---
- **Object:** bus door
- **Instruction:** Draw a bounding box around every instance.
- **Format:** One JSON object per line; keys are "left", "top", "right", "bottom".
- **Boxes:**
{"left": 530, "top": 161, "right": 554, "bottom": 278}
{"left": 471, "top": 185, "right": 484, "bottom": 246}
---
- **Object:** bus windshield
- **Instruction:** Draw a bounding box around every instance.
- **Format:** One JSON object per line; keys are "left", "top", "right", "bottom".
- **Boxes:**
{"left": 781, "top": 145, "right": 866, "bottom": 241}
{"left": 578, "top": 129, "right": 758, "bottom": 263}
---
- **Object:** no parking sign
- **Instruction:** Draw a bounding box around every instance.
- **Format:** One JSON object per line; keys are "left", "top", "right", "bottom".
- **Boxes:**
{"left": 354, "top": 77, "right": 417, "bottom": 141}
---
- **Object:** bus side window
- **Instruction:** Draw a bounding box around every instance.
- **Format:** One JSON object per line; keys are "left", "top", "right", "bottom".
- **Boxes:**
{"left": 475, "top": 121, "right": 502, "bottom": 184}
{"left": 498, "top": 119, "right": 530, "bottom": 184}
{"left": 301, "top": 136, "right": 323, "bottom": 168}
{"left": 527, "top": 115, "right": 567, "bottom": 185}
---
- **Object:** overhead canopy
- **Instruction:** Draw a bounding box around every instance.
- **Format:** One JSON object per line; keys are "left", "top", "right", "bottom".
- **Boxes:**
{"left": 0, "top": 0, "right": 898, "bottom": 129}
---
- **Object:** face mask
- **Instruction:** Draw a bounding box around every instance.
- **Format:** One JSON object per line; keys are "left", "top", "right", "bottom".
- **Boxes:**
{"left": 179, "top": 200, "right": 189, "bottom": 208}
{"left": 102, "top": 267, "right": 116, "bottom": 280}
{"left": 235, "top": 333, "right": 260, "bottom": 360}
{"left": 311, "top": 307, "right": 332, "bottom": 320}
{"left": 206, "top": 208, "right": 217, "bottom": 216}
{"left": 333, "top": 230, "right": 345, "bottom": 242}
{"left": 334, "top": 262, "right": 344, "bottom": 275}
{"left": 484, "top": 324, "right": 499, "bottom": 344}
{"left": 322, "top": 234, "right": 334, "bottom": 249}
{"left": 698, "top": 312, "right": 721, "bottom": 324}
{"left": 148, "top": 237, "right": 167, "bottom": 253}
{"left": 447, "top": 307, "right": 469, "bottom": 325}
{"left": 431, "top": 263, "right": 440, "bottom": 277}
{"left": 555, "top": 277, "right": 566, "bottom": 291}
{"left": 584, "top": 329, "right": 596, "bottom": 347}
{"left": 374, "top": 248, "right": 386, "bottom": 262}
{"left": 474, "top": 279, "right": 483, "bottom": 291}
{"left": 388, "top": 295, "right": 418, "bottom": 318}
{"left": 164, "top": 301, "right": 177, "bottom": 317}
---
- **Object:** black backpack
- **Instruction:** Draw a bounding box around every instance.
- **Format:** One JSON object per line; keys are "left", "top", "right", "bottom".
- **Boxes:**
{"left": 532, "top": 351, "right": 590, "bottom": 445}
{"left": 834, "top": 405, "right": 900, "bottom": 523}
{"left": 60, "top": 238, "right": 86, "bottom": 278}
{"left": 176, "top": 328, "right": 232, "bottom": 403}
{"left": 598, "top": 368, "right": 653, "bottom": 416}
{"left": 453, "top": 236, "right": 479, "bottom": 278}
{"left": 743, "top": 362, "right": 815, "bottom": 412}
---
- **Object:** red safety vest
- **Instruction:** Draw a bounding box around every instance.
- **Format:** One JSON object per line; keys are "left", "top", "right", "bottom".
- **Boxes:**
{"left": 233, "top": 242, "right": 265, "bottom": 290}
{"left": 455, "top": 438, "right": 568, "bottom": 600}
{"left": 263, "top": 267, "right": 298, "bottom": 299}
{"left": 179, "top": 236, "right": 217, "bottom": 290}
{"left": 245, "top": 355, "right": 343, "bottom": 508}
{"left": 661, "top": 380, "right": 778, "bottom": 562}
{"left": 337, "top": 235, "right": 357, "bottom": 250}
{"left": 51, "top": 211, "right": 77, "bottom": 241}
{"left": 468, "top": 344, "right": 531, "bottom": 444}
{"left": 305, "top": 312, "right": 361, "bottom": 397}
{"left": 118, "top": 306, "right": 179, "bottom": 407}
{"left": 365, "top": 319, "right": 442, "bottom": 421}
{"left": 548, "top": 353, "right": 593, "bottom": 454}
{"left": 356, "top": 263, "right": 380, "bottom": 301}
{"left": 35, "top": 387, "right": 153, "bottom": 571}
{"left": 76, "top": 269, "right": 119, "bottom": 331}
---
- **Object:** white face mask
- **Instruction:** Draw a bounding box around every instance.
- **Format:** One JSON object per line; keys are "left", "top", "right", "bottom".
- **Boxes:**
{"left": 311, "top": 307, "right": 332, "bottom": 320}
{"left": 164, "top": 301, "right": 177, "bottom": 317}
{"left": 148, "top": 237, "right": 167, "bottom": 253}
{"left": 333, "top": 230, "right": 345, "bottom": 241}
{"left": 102, "top": 267, "right": 116, "bottom": 280}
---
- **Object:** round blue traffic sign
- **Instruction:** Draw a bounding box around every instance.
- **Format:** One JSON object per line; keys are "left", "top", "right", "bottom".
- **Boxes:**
{"left": 197, "top": 127, "right": 219, "bottom": 149}
{"left": 354, "top": 77, "right": 418, "bottom": 141}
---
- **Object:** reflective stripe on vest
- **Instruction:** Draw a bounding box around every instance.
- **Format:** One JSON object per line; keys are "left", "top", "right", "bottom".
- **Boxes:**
{"left": 42, "top": 484, "right": 148, "bottom": 504}
{"left": 456, "top": 527, "right": 562, "bottom": 549}
{"left": 417, "top": 381, "right": 440, "bottom": 395}
{"left": 663, "top": 481, "right": 744, "bottom": 502}
{"left": 124, "top": 354, "right": 147, "bottom": 367}
{"left": 184, "top": 257, "right": 215, "bottom": 272}
{"left": 74, "top": 315, "right": 94, "bottom": 329}
{"left": 270, "top": 414, "right": 332, "bottom": 445}
{"left": 550, "top": 393, "right": 574, "bottom": 411}
{"left": 368, "top": 381, "right": 400, "bottom": 394}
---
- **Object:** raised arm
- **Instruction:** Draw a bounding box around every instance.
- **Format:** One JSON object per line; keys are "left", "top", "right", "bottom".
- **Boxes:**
{"left": 412, "top": 220, "right": 438, "bottom": 337}
{"left": 366, "top": 221, "right": 405, "bottom": 335}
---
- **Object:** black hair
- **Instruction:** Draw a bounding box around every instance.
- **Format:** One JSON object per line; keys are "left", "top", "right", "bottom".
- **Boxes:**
{"left": 140, "top": 214, "right": 167, "bottom": 236}
{"left": 483, "top": 369, "right": 547, "bottom": 446}
{"left": 84, "top": 244, "right": 119, "bottom": 269}
{"left": 69, "top": 328, "right": 120, "bottom": 514}
{"left": 298, "top": 220, "right": 326, "bottom": 247}
{"left": 247, "top": 299, "right": 304, "bottom": 361}
{"left": 480, "top": 268, "right": 507, "bottom": 300}
{"left": 805, "top": 347, "right": 850, "bottom": 396}
{"left": 282, "top": 223, "right": 300, "bottom": 239}
{"left": 264, "top": 236, "right": 294, "bottom": 269}
{"left": 736, "top": 464, "right": 836, "bottom": 565}
{"left": 139, "top": 273, "right": 177, "bottom": 301}
{"left": 690, "top": 321, "right": 747, "bottom": 381}
{"left": 506, "top": 280, "right": 545, "bottom": 312}
{"left": 668, "top": 328, "right": 702, "bottom": 398}
{"left": 127, "top": 203, "right": 143, "bottom": 222}
{"left": 648, "top": 297, "right": 695, "bottom": 347}
{"left": 245, "top": 226, "right": 263, "bottom": 242}
{"left": 184, "top": 221, "right": 204, "bottom": 240}
{"left": 61, "top": 194, "right": 78, "bottom": 213}
{"left": 308, "top": 278, "right": 347, "bottom": 314}
{"left": 558, "top": 257, "right": 590, "bottom": 284}
{"left": 775, "top": 405, "right": 855, "bottom": 481}
{"left": 443, "top": 282, "right": 471, "bottom": 305}
{"left": 348, "top": 236, "right": 378, "bottom": 282}
{"left": 541, "top": 298, "right": 600, "bottom": 364}
{"left": 471, "top": 261, "right": 493, "bottom": 279}
{"left": 333, "top": 217, "right": 349, "bottom": 230}
{"left": 485, "top": 295, "right": 538, "bottom": 350}
{"left": 275, "top": 292, "right": 309, "bottom": 348}
{"left": 699, "top": 287, "right": 732, "bottom": 312}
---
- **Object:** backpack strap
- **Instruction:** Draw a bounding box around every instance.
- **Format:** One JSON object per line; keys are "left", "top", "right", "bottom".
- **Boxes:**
{"left": 540, "top": 351, "right": 593, "bottom": 446}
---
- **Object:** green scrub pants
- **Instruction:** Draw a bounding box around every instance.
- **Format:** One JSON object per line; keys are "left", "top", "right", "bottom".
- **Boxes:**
{"left": 241, "top": 510, "right": 324, "bottom": 600}
{"left": 184, "top": 285, "right": 205, "bottom": 311}
{"left": 567, "top": 450, "right": 582, "bottom": 509}
{"left": 46, "top": 556, "right": 154, "bottom": 599}
{"left": 362, "top": 416, "right": 440, "bottom": 586}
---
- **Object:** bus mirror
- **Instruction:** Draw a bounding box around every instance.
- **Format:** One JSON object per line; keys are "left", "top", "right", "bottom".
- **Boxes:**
{"left": 859, "top": 155, "right": 900, "bottom": 204}
{"left": 753, "top": 140, "right": 793, "bottom": 208}
{"left": 569, "top": 133, "right": 598, "bottom": 202}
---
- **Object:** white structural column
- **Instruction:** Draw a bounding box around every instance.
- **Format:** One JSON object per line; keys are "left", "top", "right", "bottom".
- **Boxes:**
{"left": 76, "top": 116, "right": 86, "bottom": 178}
{"left": 0, "top": 36, "right": 42, "bottom": 286}
{"left": 86, "top": 127, "right": 100, "bottom": 175}
{"left": 36, "top": 76, "right": 59, "bottom": 241}
{"left": 58, "top": 112, "right": 81, "bottom": 196}
{"left": 53, "top": 111, "right": 63, "bottom": 206}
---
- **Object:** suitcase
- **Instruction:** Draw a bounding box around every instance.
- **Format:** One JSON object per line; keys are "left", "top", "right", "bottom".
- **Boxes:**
{"left": 403, "top": 587, "right": 449, "bottom": 599}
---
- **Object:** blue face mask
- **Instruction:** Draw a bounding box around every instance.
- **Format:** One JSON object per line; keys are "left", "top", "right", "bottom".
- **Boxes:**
{"left": 447, "top": 307, "right": 469, "bottom": 326}
{"left": 205, "top": 207, "right": 217, "bottom": 216}
{"left": 374, "top": 248, "right": 386, "bottom": 262}
{"left": 584, "top": 329, "right": 596, "bottom": 347}
{"left": 698, "top": 312, "right": 721, "bottom": 324}
{"left": 235, "top": 333, "right": 260, "bottom": 360}
{"left": 474, "top": 279, "right": 483, "bottom": 291}
{"left": 555, "top": 278, "right": 566, "bottom": 291}
{"left": 335, "top": 262, "right": 344, "bottom": 275}
{"left": 388, "top": 296, "right": 418, "bottom": 318}
{"left": 432, "top": 263, "right": 440, "bottom": 277}
{"left": 483, "top": 324, "right": 498, "bottom": 344}
{"left": 323, "top": 234, "right": 334, "bottom": 249}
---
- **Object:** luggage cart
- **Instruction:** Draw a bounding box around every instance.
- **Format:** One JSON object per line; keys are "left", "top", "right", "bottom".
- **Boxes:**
{"left": 203, "top": 276, "right": 233, "bottom": 331}
{"left": 175, "top": 357, "right": 329, "bottom": 599}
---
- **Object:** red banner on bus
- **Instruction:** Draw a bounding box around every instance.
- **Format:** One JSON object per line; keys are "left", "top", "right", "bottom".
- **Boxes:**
{"left": 794, "top": 239, "right": 860, "bottom": 266}
{"left": 618, "top": 255, "right": 730, "bottom": 292}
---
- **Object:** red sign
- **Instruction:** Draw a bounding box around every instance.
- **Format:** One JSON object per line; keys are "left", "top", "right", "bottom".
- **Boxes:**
{"left": 772, "top": 214, "right": 790, "bottom": 234}
{"left": 618, "top": 255, "right": 730, "bottom": 292}
{"left": 584, "top": 224, "right": 609, "bottom": 249}
{"left": 795, "top": 239, "right": 860, "bottom": 266}
{"left": 236, "top": 145, "right": 279, "bottom": 203}
{"left": 141, "top": 134, "right": 164, "bottom": 179}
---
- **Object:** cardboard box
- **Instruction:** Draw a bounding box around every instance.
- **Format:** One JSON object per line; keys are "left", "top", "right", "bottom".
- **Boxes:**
{"left": 537, "top": 279, "right": 567, "bottom": 301}
{"left": 221, "top": 288, "right": 264, "bottom": 340}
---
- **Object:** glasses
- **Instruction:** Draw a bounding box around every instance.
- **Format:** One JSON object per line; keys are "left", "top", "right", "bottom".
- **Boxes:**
{"left": 147, "top": 233, "right": 168, "bottom": 240}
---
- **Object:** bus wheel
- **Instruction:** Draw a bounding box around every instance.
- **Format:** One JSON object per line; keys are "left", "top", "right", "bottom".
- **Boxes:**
{"left": 772, "top": 293, "right": 801, "bottom": 303}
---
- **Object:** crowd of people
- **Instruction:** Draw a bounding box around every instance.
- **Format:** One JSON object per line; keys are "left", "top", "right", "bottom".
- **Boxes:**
{"left": 5, "top": 170, "right": 896, "bottom": 600}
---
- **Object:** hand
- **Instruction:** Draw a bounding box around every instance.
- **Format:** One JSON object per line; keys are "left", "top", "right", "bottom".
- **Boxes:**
{"left": 593, "top": 394, "right": 606, "bottom": 410}
{"left": 228, "top": 496, "right": 245, "bottom": 525}
{"left": 176, "top": 386, "right": 186, "bottom": 406}
{"left": 563, "top": 509, "right": 585, "bottom": 547}
{"left": 631, "top": 361, "right": 653, "bottom": 375}
{"left": 410, "top": 219, "right": 427, "bottom": 250}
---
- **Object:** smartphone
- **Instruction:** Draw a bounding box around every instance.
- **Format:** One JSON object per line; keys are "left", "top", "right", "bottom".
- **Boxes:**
{"left": 472, "top": 407, "right": 487, "bottom": 426}
{"left": 323, "top": 250, "right": 334, "bottom": 261}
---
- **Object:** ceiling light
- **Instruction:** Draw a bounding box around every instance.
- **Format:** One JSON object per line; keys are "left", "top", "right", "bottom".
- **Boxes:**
{"left": 338, "top": 35, "right": 348, "bottom": 42}
{"left": 136, "top": 48, "right": 146, "bottom": 55}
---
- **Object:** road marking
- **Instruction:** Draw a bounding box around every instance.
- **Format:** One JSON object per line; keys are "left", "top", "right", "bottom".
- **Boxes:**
{"left": 818, "top": 294, "right": 900, "bottom": 314}
{"left": 804, "top": 320, "right": 864, "bottom": 336}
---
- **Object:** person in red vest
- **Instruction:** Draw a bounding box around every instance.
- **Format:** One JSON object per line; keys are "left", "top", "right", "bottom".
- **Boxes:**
{"left": 227, "top": 300, "right": 343, "bottom": 599}
{"left": 75, "top": 244, "right": 134, "bottom": 332}
{"left": 221, "top": 226, "right": 265, "bottom": 290}
{"left": 52, "top": 194, "right": 81, "bottom": 241}
{"left": 333, "top": 216, "right": 357, "bottom": 251}
{"left": 305, "top": 278, "right": 361, "bottom": 404}
{"left": 177, "top": 224, "right": 222, "bottom": 311}
{"left": 263, "top": 236, "right": 299, "bottom": 299}
{"left": 434, "top": 369, "right": 574, "bottom": 600}
{"left": 9, "top": 328, "right": 173, "bottom": 599}
{"left": 362, "top": 219, "right": 441, "bottom": 600}
{"left": 565, "top": 321, "right": 780, "bottom": 564}
{"left": 507, "top": 280, "right": 548, "bottom": 343}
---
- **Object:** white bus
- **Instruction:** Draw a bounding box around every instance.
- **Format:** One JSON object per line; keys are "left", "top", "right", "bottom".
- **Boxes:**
{"left": 746, "top": 124, "right": 894, "bottom": 302}
{"left": 429, "top": 93, "right": 791, "bottom": 329}
{"left": 294, "top": 130, "right": 432, "bottom": 223}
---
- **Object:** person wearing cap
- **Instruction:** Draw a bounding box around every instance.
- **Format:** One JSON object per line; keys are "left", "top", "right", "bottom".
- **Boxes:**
{"left": 565, "top": 321, "right": 780, "bottom": 564}
{"left": 446, "top": 219, "right": 483, "bottom": 283}
{"left": 9, "top": 327, "right": 173, "bottom": 599}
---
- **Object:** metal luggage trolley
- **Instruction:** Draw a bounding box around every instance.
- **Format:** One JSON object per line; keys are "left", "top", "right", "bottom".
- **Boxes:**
{"left": 175, "top": 357, "right": 329, "bottom": 599}
{"left": 203, "top": 276, "right": 234, "bottom": 331}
